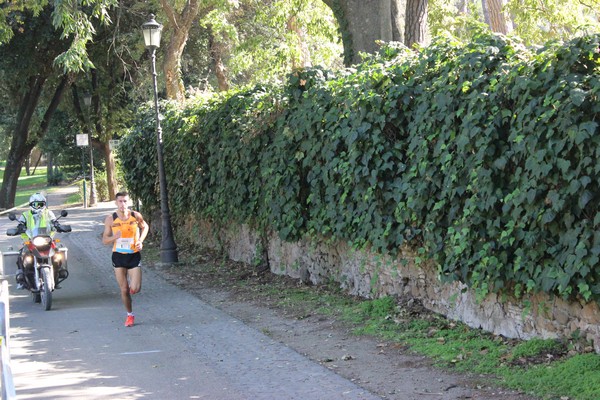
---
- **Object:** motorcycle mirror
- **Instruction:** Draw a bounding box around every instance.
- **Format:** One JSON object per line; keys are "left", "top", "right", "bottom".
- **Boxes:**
{"left": 60, "top": 210, "right": 68, "bottom": 217}
{"left": 8, "top": 213, "right": 16, "bottom": 221}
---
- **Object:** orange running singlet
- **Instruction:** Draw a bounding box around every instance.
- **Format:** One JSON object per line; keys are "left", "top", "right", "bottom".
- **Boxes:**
{"left": 111, "top": 212, "right": 140, "bottom": 254}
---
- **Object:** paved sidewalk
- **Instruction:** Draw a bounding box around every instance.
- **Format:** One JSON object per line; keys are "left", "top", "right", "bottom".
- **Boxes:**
{"left": 45, "top": 184, "right": 111, "bottom": 211}
{"left": 1, "top": 187, "right": 381, "bottom": 400}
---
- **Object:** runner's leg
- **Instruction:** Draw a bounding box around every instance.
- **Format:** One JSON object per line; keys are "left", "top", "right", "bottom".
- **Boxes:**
{"left": 114, "top": 267, "right": 132, "bottom": 313}
{"left": 128, "top": 266, "right": 142, "bottom": 294}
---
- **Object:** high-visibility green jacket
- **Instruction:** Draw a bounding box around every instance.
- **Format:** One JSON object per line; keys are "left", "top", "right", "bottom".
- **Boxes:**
{"left": 19, "top": 209, "right": 56, "bottom": 240}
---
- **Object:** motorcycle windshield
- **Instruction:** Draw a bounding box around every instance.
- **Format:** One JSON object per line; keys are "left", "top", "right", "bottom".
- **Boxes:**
{"left": 26, "top": 226, "right": 52, "bottom": 237}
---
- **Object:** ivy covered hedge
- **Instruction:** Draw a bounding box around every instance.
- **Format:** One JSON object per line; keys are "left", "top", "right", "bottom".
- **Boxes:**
{"left": 120, "top": 31, "right": 600, "bottom": 302}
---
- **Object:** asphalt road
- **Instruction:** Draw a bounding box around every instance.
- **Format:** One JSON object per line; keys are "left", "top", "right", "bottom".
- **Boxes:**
{"left": 0, "top": 193, "right": 380, "bottom": 400}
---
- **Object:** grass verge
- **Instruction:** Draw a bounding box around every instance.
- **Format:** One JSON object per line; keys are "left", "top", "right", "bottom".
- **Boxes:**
{"left": 0, "top": 167, "right": 82, "bottom": 209}
{"left": 0, "top": 167, "right": 49, "bottom": 207}
{"left": 344, "top": 297, "right": 600, "bottom": 400}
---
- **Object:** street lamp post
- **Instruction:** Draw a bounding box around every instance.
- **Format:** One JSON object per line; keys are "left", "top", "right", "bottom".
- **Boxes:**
{"left": 142, "top": 14, "right": 178, "bottom": 264}
{"left": 81, "top": 149, "right": 87, "bottom": 208}
{"left": 75, "top": 134, "right": 88, "bottom": 208}
{"left": 83, "top": 93, "right": 97, "bottom": 207}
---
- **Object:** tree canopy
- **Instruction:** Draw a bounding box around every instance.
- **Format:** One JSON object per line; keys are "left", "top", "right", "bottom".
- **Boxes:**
{"left": 430, "top": 0, "right": 600, "bottom": 45}
{"left": 0, "top": 0, "right": 117, "bottom": 72}
{"left": 0, "top": 0, "right": 599, "bottom": 209}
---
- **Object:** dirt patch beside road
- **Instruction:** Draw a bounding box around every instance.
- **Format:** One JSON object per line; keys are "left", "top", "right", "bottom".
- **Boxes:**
{"left": 147, "top": 246, "right": 537, "bottom": 400}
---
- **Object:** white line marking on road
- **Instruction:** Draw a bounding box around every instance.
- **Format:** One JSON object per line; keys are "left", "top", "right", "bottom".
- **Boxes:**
{"left": 120, "top": 350, "right": 163, "bottom": 355}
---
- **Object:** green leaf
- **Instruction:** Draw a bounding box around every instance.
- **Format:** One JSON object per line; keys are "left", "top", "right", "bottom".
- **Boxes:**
{"left": 569, "top": 88, "right": 587, "bottom": 106}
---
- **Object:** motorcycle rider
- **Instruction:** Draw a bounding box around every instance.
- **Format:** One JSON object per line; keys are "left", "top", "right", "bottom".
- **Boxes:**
{"left": 15, "top": 193, "right": 57, "bottom": 289}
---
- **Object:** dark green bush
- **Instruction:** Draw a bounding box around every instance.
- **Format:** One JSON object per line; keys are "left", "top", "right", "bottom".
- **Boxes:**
{"left": 120, "top": 31, "right": 600, "bottom": 302}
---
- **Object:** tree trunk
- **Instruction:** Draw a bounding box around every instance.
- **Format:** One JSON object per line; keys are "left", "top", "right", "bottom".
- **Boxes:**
{"left": 36, "top": 75, "right": 71, "bottom": 147}
{"left": 405, "top": 0, "right": 428, "bottom": 49}
{"left": 47, "top": 154, "right": 54, "bottom": 184}
{"left": 160, "top": 0, "right": 201, "bottom": 101}
{"left": 208, "top": 26, "right": 230, "bottom": 92}
{"left": 0, "top": 74, "right": 69, "bottom": 209}
{"left": 31, "top": 153, "right": 42, "bottom": 175}
{"left": 287, "top": 15, "right": 312, "bottom": 70}
{"left": 103, "top": 141, "right": 118, "bottom": 200}
{"left": 481, "top": 0, "right": 512, "bottom": 34}
{"left": 321, "top": 0, "right": 406, "bottom": 65}
{"left": 391, "top": 0, "right": 405, "bottom": 43}
{"left": 0, "top": 76, "right": 46, "bottom": 209}
{"left": 83, "top": 69, "right": 118, "bottom": 201}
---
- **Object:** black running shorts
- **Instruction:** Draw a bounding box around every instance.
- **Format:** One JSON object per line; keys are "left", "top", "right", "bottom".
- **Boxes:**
{"left": 112, "top": 252, "right": 142, "bottom": 269}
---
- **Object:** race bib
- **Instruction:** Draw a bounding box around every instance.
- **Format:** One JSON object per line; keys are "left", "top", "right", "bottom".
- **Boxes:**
{"left": 115, "top": 238, "right": 135, "bottom": 253}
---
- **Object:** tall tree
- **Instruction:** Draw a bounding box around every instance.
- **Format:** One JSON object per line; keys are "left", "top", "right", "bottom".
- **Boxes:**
{"left": 0, "top": 8, "right": 70, "bottom": 208}
{"left": 0, "top": 0, "right": 117, "bottom": 71}
{"left": 160, "top": 0, "right": 202, "bottom": 101}
{"left": 0, "top": 73, "right": 72, "bottom": 208}
{"left": 321, "top": 0, "right": 405, "bottom": 64}
{"left": 0, "top": 1, "right": 116, "bottom": 208}
{"left": 83, "top": 1, "right": 156, "bottom": 200}
{"left": 505, "top": 0, "right": 600, "bottom": 44}
{"left": 217, "top": 0, "right": 343, "bottom": 87}
{"left": 320, "top": 0, "right": 433, "bottom": 64}
{"left": 166, "top": 0, "right": 343, "bottom": 93}
{"left": 287, "top": 15, "right": 312, "bottom": 69}
{"left": 207, "top": 24, "right": 231, "bottom": 91}
{"left": 428, "top": 0, "right": 600, "bottom": 46}
{"left": 405, "top": 0, "right": 429, "bottom": 48}
{"left": 481, "top": 0, "right": 512, "bottom": 34}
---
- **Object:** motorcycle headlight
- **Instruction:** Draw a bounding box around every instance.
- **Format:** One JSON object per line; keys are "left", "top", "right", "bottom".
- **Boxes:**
{"left": 32, "top": 236, "right": 52, "bottom": 247}
{"left": 53, "top": 253, "right": 63, "bottom": 261}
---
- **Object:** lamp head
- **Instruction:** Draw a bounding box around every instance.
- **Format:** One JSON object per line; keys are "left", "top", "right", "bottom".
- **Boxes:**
{"left": 142, "top": 14, "right": 162, "bottom": 49}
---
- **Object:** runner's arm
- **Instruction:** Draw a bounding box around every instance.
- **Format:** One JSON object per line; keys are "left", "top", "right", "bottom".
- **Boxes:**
{"left": 101, "top": 215, "right": 120, "bottom": 245}
{"left": 136, "top": 213, "right": 149, "bottom": 246}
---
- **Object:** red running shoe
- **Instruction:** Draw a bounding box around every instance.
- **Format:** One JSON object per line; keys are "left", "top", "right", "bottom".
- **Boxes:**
{"left": 125, "top": 315, "right": 135, "bottom": 327}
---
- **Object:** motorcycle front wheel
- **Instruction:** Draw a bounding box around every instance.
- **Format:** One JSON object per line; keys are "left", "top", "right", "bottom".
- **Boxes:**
{"left": 40, "top": 268, "right": 53, "bottom": 311}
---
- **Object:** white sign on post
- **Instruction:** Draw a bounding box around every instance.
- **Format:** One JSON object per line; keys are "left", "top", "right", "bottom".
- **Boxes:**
{"left": 109, "top": 139, "right": 120, "bottom": 150}
{"left": 76, "top": 134, "right": 89, "bottom": 147}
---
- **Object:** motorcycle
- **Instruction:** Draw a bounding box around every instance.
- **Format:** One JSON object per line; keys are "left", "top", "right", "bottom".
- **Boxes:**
{"left": 6, "top": 210, "right": 72, "bottom": 311}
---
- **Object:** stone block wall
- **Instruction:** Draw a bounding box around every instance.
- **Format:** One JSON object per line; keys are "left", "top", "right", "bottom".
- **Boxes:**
{"left": 188, "top": 218, "right": 600, "bottom": 353}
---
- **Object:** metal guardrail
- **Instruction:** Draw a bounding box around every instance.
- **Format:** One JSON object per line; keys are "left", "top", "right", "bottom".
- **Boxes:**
{"left": 0, "top": 201, "right": 29, "bottom": 217}
{"left": 0, "top": 279, "right": 17, "bottom": 399}
{"left": 0, "top": 189, "right": 49, "bottom": 217}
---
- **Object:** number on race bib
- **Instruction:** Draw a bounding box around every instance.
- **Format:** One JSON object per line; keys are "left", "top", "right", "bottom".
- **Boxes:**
{"left": 116, "top": 238, "right": 134, "bottom": 252}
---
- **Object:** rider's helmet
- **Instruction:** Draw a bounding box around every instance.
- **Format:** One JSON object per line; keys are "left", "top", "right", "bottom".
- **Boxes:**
{"left": 29, "top": 193, "right": 47, "bottom": 215}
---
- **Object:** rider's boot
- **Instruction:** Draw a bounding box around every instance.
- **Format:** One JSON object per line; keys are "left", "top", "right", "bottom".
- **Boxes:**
{"left": 15, "top": 270, "right": 26, "bottom": 290}
{"left": 58, "top": 268, "right": 69, "bottom": 279}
